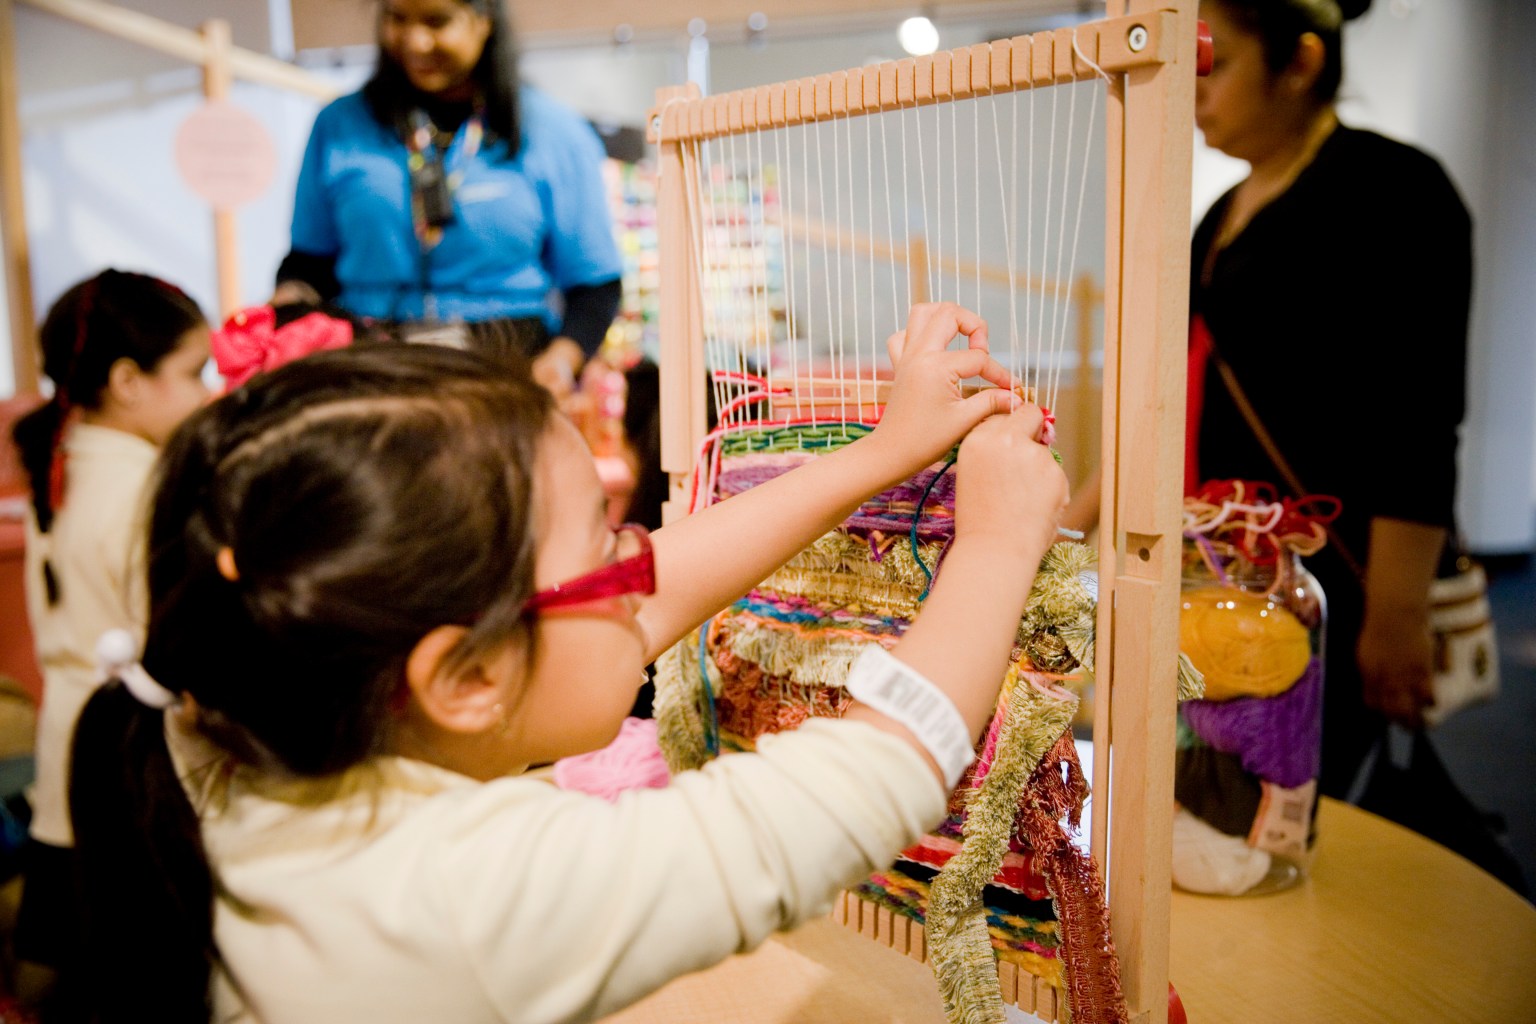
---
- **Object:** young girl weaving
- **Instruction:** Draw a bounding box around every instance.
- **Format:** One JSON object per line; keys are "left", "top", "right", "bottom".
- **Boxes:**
{"left": 68, "top": 302, "right": 1067, "bottom": 1024}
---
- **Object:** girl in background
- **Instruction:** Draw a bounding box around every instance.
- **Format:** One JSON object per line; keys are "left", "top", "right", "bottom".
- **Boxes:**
{"left": 9, "top": 269, "right": 209, "bottom": 1008}
{"left": 69, "top": 304, "right": 1067, "bottom": 1023}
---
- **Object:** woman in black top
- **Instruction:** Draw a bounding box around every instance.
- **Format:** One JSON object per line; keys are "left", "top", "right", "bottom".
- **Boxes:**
{"left": 1191, "top": 0, "right": 1471, "bottom": 794}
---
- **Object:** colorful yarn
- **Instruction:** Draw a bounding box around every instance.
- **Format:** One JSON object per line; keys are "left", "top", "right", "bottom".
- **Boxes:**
{"left": 1183, "top": 479, "right": 1339, "bottom": 568}
{"left": 1180, "top": 658, "right": 1323, "bottom": 789}
{"left": 551, "top": 717, "right": 670, "bottom": 801}
{"left": 649, "top": 442, "right": 1129, "bottom": 1024}
{"left": 927, "top": 670, "right": 1098, "bottom": 1024}
{"left": 1179, "top": 586, "right": 1311, "bottom": 700}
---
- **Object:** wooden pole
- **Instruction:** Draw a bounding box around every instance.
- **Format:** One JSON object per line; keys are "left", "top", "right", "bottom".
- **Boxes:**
{"left": 650, "top": 84, "right": 706, "bottom": 525}
{"left": 200, "top": 18, "right": 240, "bottom": 320}
{"left": 1071, "top": 271, "right": 1099, "bottom": 480}
{"left": 1096, "top": 3, "right": 1194, "bottom": 1023}
{"left": 0, "top": 0, "right": 38, "bottom": 394}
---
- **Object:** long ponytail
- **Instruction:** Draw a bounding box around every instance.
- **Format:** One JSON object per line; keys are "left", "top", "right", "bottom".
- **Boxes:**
{"left": 69, "top": 684, "right": 214, "bottom": 1024}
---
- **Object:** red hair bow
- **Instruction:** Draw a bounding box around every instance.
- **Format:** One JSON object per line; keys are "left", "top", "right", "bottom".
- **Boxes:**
{"left": 212, "top": 305, "right": 353, "bottom": 391}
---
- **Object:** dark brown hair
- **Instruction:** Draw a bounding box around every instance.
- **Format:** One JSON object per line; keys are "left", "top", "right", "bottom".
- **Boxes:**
{"left": 1213, "top": 0, "right": 1373, "bottom": 103}
{"left": 69, "top": 343, "right": 554, "bottom": 1022}
{"left": 10, "top": 268, "right": 204, "bottom": 603}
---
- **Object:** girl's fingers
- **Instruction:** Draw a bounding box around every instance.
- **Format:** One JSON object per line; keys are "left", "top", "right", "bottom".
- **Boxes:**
{"left": 939, "top": 347, "right": 1014, "bottom": 393}
{"left": 904, "top": 302, "right": 989, "bottom": 356}
{"left": 885, "top": 329, "right": 907, "bottom": 365}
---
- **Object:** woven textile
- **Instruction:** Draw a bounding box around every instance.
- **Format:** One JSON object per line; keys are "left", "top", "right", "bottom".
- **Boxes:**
{"left": 654, "top": 440, "right": 1128, "bottom": 1024}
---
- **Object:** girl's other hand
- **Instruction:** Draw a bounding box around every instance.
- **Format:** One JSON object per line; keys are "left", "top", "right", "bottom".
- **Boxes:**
{"left": 955, "top": 404, "right": 1069, "bottom": 561}
{"left": 874, "top": 303, "right": 1020, "bottom": 471}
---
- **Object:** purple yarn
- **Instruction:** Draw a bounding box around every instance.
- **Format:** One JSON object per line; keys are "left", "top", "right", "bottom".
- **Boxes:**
{"left": 843, "top": 467, "right": 958, "bottom": 541}
{"left": 1181, "top": 658, "right": 1323, "bottom": 789}
{"left": 717, "top": 463, "right": 794, "bottom": 496}
{"left": 717, "top": 461, "right": 959, "bottom": 542}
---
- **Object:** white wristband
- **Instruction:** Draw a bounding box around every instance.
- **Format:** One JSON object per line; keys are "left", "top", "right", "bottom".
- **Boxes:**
{"left": 845, "top": 646, "right": 976, "bottom": 790}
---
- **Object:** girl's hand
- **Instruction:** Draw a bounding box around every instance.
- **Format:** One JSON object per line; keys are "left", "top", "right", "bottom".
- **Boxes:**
{"left": 872, "top": 303, "right": 1021, "bottom": 472}
{"left": 954, "top": 404, "right": 1069, "bottom": 561}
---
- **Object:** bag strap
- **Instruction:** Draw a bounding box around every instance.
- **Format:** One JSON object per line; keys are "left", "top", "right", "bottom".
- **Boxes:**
{"left": 1206, "top": 345, "right": 1367, "bottom": 583}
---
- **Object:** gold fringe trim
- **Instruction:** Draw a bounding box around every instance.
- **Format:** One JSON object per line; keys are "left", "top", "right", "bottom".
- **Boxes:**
{"left": 724, "top": 623, "right": 888, "bottom": 690}
{"left": 927, "top": 668, "right": 1079, "bottom": 1024}
{"left": 1177, "top": 651, "right": 1206, "bottom": 702}
{"left": 653, "top": 630, "right": 712, "bottom": 773}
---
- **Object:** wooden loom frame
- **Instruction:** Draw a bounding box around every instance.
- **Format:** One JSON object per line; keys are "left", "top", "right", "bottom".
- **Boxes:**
{"left": 649, "top": 2, "right": 1195, "bottom": 1021}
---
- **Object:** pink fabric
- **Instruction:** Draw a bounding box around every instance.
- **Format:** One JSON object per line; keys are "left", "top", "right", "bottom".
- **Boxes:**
{"left": 212, "top": 305, "right": 353, "bottom": 391}
{"left": 551, "top": 717, "right": 671, "bottom": 801}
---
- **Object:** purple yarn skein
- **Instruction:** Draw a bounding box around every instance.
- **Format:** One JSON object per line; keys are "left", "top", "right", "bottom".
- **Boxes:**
{"left": 1181, "top": 657, "right": 1323, "bottom": 789}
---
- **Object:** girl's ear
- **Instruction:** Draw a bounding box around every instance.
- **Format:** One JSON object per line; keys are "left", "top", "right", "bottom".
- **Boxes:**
{"left": 104, "top": 356, "right": 144, "bottom": 407}
{"left": 404, "top": 625, "right": 517, "bottom": 735}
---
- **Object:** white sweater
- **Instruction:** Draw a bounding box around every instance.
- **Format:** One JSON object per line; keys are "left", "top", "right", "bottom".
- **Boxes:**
{"left": 23, "top": 423, "right": 155, "bottom": 847}
{"left": 172, "top": 717, "right": 943, "bottom": 1024}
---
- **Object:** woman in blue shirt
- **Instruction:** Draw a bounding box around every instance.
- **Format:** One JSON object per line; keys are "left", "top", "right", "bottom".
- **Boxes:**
{"left": 274, "top": 0, "right": 621, "bottom": 394}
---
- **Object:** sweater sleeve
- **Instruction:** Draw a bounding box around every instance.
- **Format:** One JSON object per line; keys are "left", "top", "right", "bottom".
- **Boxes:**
{"left": 436, "top": 718, "right": 944, "bottom": 1024}
{"left": 1352, "top": 150, "right": 1472, "bottom": 529}
{"left": 289, "top": 105, "right": 342, "bottom": 261}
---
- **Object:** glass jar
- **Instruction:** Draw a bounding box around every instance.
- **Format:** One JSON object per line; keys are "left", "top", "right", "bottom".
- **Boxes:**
{"left": 1173, "top": 539, "right": 1326, "bottom": 896}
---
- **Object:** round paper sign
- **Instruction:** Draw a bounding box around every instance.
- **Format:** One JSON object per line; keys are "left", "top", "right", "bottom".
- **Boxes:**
{"left": 174, "top": 100, "right": 277, "bottom": 210}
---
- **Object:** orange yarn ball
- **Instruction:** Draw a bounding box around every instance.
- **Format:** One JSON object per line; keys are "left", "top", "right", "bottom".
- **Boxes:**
{"left": 1179, "top": 586, "right": 1311, "bottom": 701}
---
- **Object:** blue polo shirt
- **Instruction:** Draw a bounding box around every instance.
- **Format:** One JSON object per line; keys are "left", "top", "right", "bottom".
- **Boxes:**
{"left": 289, "top": 87, "right": 621, "bottom": 325}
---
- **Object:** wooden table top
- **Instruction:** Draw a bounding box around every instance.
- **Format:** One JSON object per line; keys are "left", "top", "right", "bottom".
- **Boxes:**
{"left": 602, "top": 799, "right": 1536, "bottom": 1024}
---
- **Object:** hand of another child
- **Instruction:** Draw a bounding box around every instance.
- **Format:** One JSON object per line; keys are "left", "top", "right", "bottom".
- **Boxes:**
{"left": 874, "top": 303, "right": 1021, "bottom": 470}
{"left": 954, "top": 404, "right": 1069, "bottom": 561}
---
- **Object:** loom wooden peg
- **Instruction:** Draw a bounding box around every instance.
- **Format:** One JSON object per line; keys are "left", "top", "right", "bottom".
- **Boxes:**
{"left": 871, "top": 905, "right": 886, "bottom": 946}
{"left": 699, "top": 95, "right": 718, "bottom": 138}
{"left": 727, "top": 91, "right": 745, "bottom": 133}
{"left": 991, "top": 39, "right": 1013, "bottom": 90}
{"left": 831, "top": 889, "right": 848, "bottom": 925}
{"left": 1011, "top": 33, "right": 1033, "bottom": 87}
{"left": 878, "top": 61, "right": 898, "bottom": 109}
{"left": 948, "top": 48, "right": 971, "bottom": 99}
{"left": 1070, "top": 24, "right": 1101, "bottom": 77}
{"left": 914, "top": 54, "right": 935, "bottom": 105}
{"left": 998, "top": 960, "right": 1019, "bottom": 1004}
{"left": 814, "top": 74, "right": 833, "bottom": 118}
{"left": 829, "top": 70, "right": 848, "bottom": 115}
{"left": 1053, "top": 27, "right": 1077, "bottom": 80}
{"left": 782, "top": 79, "right": 801, "bottom": 126}
{"left": 910, "top": 922, "right": 927, "bottom": 964}
{"left": 932, "top": 50, "right": 953, "bottom": 101}
{"left": 800, "top": 77, "right": 818, "bottom": 124}
{"left": 1024, "top": 973, "right": 1042, "bottom": 1014}
{"left": 768, "top": 82, "right": 786, "bottom": 128}
{"left": 969, "top": 43, "right": 991, "bottom": 93}
{"left": 862, "top": 66, "right": 881, "bottom": 113}
{"left": 895, "top": 57, "right": 916, "bottom": 106}
{"left": 687, "top": 99, "right": 703, "bottom": 140}
{"left": 756, "top": 86, "right": 772, "bottom": 129}
{"left": 846, "top": 69, "right": 865, "bottom": 115}
{"left": 1032, "top": 30, "right": 1055, "bottom": 84}
{"left": 892, "top": 913, "right": 911, "bottom": 954}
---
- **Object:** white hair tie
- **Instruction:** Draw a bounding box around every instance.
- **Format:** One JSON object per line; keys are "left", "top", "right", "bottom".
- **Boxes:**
{"left": 96, "top": 628, "right": 179, "bottom": 710}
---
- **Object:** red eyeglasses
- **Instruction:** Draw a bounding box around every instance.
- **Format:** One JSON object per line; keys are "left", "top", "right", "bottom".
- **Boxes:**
{"left": 525, "top": 523, "right": 656, "bottom": 613}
